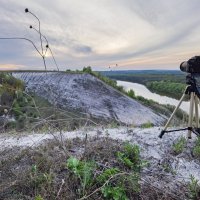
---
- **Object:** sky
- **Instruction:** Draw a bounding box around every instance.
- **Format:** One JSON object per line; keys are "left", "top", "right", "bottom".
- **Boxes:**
{"left": 1, "top": 0, "right": 200, "bottom": 71}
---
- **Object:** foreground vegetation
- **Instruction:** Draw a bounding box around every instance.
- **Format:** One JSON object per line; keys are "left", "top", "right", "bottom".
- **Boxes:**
{"left": 1, "top": 135, "right": 199, "bottom": 200}
{"left": 0, "top": 138, "right": 144, "bottom": 199}
{"left": 1, "top": 135, "right": 200, "bottom": 200}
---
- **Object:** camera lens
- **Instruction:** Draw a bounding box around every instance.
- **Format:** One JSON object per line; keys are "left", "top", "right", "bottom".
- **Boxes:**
{"left": 180, "top": 61, "right": 188, "bottom": 72}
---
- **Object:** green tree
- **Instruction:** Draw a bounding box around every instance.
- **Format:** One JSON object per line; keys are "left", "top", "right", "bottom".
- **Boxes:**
{"left": 127, "top": 89, "right": 135, "bottom": 98}
{"left": 83, "top": 66, "right": 92, "bottom": 74}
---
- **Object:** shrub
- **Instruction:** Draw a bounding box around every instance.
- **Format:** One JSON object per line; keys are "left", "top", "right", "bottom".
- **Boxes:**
{"left": 127, "top": 89, "right": 135, "bottom": 98}
{"left": 83, "top": 66, "right": 92, "bottom": 74}
{"left": 117, "top": 143, "right": 143, "bottom": 171}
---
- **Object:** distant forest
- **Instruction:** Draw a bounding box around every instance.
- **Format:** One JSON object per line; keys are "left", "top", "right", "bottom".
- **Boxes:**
{"left": 100, "top": 70, "right": 187, "bottom": 99}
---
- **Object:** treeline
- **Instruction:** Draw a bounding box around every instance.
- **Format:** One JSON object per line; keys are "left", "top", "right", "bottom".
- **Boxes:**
{"left": 101, "top": 71, "right": 187, "bottom": 99}
{"left": 104, "top": 73, "right": 186, "bottom": 85}
{"left": 146, "top": 81, "right": 186, "bottom": 99}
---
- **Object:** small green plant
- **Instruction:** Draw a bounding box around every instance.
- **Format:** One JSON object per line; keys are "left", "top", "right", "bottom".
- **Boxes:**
{"left": 162, "top": 163, "right": 176, "bottom": 175}
{"left": 97, "top": 168, "right": 120, "bottom": 184}
{"left": 101, "top": 185, "right": 128, "bottom": 200}
{"left": 67, "top": 157, "right": 95, "bottom": 195}
{"left": 34, "top": 195, "right": 44, "bottom": 200}
{"left": 188, "top": 175, "right": 200, "bottom": 200}
{"left": 98, "top": 166, "right": 141, "bottom": 199}
{"left": 193, "top": 137, "right": 200, "bottom": 157}
{"left": 141, "top": 121, "right": 153, "bottom": 128}
{"left": 108, "top": 121, "right": 119, "bottom": 128}
{"left": 117, "top": 143, "right": 141, "bottom": 170}
{"left": 30, "top": 164, "right": 53, "bottom": 189}
{"left": 172, "top": 136, "right": 186, "bottom": 155}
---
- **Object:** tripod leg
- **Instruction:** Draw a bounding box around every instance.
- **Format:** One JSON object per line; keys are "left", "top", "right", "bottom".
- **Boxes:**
{"left": 195, "top": 95, "right": 199, "bottom": 128}
{"left": 159, "top": 92, "right": 186, "bottom": 138}
{"left": 188, "top": 92, "right": 195, "bottom": 139}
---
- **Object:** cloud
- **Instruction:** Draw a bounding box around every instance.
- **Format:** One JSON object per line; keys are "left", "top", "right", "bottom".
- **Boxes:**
{"left": 1, "top": 0, "right": 200, "bottom": 70}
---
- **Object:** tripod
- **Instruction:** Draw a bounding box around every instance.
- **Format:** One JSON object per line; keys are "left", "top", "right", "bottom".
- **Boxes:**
{"left": 159, "top": 74, "right": 200, "bottom": 139}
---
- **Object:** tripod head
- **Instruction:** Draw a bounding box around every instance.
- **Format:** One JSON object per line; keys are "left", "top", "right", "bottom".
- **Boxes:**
{"left": 185, "top": 73, "right": 200, "bottom": 98}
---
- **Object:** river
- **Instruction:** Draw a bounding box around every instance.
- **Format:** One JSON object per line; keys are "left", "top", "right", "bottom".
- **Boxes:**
{"left": 117, "top": 80, "right": 190, "bottom": 113}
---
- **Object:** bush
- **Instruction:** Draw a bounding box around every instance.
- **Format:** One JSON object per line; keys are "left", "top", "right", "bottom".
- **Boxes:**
{"left": 127, "top": 89, "right": 135, "bottom": 98}
{"left": 83, "top": 66, "right": 92, "bottom": 74}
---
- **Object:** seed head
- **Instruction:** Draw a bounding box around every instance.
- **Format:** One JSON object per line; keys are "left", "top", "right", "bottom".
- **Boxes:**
{"left": 25, "top": 8, "right": 29, "bottom": 13}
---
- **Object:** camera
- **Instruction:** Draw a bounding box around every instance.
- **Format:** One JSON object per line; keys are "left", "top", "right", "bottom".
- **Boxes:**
{"left": 180, "top": 56, "right": 200, "bottom": 73}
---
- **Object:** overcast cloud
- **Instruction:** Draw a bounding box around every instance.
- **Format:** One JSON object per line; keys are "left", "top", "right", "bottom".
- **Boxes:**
{"left": 1, "top": 0, "right": 200, "bottom": 70}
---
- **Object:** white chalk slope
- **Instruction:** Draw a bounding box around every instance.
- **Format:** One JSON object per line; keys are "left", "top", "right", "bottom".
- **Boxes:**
{"left": 13, "top": 72, "right": 164, "bottom": 125}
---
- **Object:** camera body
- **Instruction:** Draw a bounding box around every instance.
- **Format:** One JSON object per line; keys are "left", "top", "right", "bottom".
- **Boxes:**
{"left": 180, "top": 56, "right": 200, "bottom": 73}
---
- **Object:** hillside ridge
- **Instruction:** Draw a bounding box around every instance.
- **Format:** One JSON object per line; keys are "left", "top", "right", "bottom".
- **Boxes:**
{"left": 13, "top": 72, "right": 165, "bottom": 126}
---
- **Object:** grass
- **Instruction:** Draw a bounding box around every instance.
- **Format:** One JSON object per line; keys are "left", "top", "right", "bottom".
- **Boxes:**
{"left": 0, "top": 137, "right": 181, "bottom": 200}
{"left": 188, "top": 175, "right": 200, "bottom": 200}
{"left": 172, "top": 136, "right": 187, "bottom": 155}
{"left": 193, "top": 137, "right": 200, "bottom": 158}
{"left": 0, "top": 138, "right": 132, "bottom": 199}
{"left": 141, "top": 122, "right": 153, "bottom": 128}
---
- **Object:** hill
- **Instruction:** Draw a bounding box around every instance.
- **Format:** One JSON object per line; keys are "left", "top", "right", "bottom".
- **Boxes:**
{"left": 13, "top": 72, "right": 164, "bottom": 126}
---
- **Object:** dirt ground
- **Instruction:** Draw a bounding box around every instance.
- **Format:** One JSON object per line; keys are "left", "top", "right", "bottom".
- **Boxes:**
{"left": 0, "top": 126, "right": 200, "bottom": 199}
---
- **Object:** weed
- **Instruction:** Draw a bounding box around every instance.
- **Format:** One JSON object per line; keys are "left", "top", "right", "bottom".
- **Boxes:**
{"left": 188, "top": 175, "right": 200, "bottom": 200}
{"left": 67, "top": 157, "right": 95, "bottom": 195}
{"left": 108, "top": 121, "right": 119, "bottom": 128}
{"left": 193, "top": 137, "right": 200, "bottom": 157}
{"left": 141, "top": 121, "right": 153, "bottom": 128}
{"left": 117, "top": 143, "right": 145, "bottom": 171}
{"left": 172, "top": 136, "right": 186, "bottom": 155}
{"left": 34, "top": 195, "right": 44, "bottom": 200}
{"left": 162, "top": 163, "right": 176, "bottom": 175}
{"left": 29, "top": 163, "right": 54, "bottom": 198}
{"left": 97, "top": 168, "right": 120, "bottom": 184}
{"left": 101, "top": 185, "right": 128, "bottom": 200}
